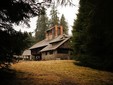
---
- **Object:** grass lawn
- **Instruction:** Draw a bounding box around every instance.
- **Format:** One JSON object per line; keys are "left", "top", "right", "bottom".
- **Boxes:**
{"left": 0, "top": 60, "right": 113, "bottom": 85}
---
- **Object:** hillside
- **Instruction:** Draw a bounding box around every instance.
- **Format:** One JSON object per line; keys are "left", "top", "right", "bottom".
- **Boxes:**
{"left": 1, "top": 60, "right": 113, "bottom": 85}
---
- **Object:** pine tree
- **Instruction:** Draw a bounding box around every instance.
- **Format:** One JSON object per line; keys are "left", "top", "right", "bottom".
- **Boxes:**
{"left": 0, "top": 29, "right": 33, "bottom": 65}
{"left": 72, "top": 0, "right": 91, "bottom": 56}
{"left": 50, "top": 4, "right": 59, "bottom": 26}
{"left": 35, "top": 9, "right": 49, "bottom": 42}
{"left": 60, "top": 14, "right": 68, "bottom": 34}
{"left": 72, "top": 0, "right": 113, "bottom": 70}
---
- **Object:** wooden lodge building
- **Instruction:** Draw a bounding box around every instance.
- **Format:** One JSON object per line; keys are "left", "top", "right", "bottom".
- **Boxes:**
{"left": 29, "top": 25, "right": 72, "bottom": 60}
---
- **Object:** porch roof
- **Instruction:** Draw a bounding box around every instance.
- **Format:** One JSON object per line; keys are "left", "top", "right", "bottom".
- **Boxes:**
{"left": 22, "top": 49, "right": 31, "bottom": 55}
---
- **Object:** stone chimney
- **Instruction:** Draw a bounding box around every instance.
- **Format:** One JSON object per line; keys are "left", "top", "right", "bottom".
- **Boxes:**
{"left": 55, "top": 25, "right": 58, "bottom": 37}
{"left": 45, "top": 31, "right": 48, "bottom": 40}
{"left": 60, "top": 26, "right": 63, "bottom": 35}
{"left": 45, "top": 25, "right": 63, "bottom": 40}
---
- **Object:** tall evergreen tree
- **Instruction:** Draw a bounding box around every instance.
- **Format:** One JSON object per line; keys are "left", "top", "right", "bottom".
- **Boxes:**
{"left": 50, "top": 4, "right": 59, "bottom": 26}
{"left": 35, "top": 9, "right": 49, "bottom": 42}
{"left": 0, "top": 0, "right": 46, "bottom": 66}
{"left": 60, "top": 14, "right": 68, "bottom": 34}
{"left": 0, "top": 28, "right": 33, "bottom": 65}
{"left": 72, "top": 0, "right": 113, "bottom": 70}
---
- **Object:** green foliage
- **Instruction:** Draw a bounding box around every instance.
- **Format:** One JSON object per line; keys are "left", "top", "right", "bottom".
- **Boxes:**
{"left": 0, "top": 28, "right": 33, "bottom": 65}
{"left": 0, "top": 0, "right": 35, "bottom": 27}
{"left": 60, "top": 14, "right": 68, "bottom": 34}
{"left": 50, "top": 4, "right": 59, "bottom": 26}
{"left": 35, "top": 9, "right": 49, "bottom": 42}
{"left": 72, "top": 0, "right": 113, "bottom": 71}
{"left": 72, "top": 0, "right": 91, "bottom": 55}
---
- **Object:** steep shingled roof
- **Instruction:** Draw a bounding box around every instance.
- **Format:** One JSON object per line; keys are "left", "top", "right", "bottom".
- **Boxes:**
{"left": 29, "top": 39, "right": 50, "bottom": 49}
{"left": 29, "top": 34, "right": 71, "bottom": 52}
{"left": 40, "top": 37, "right": 70, "bottom": 52}
{"left": 50, "top": 34, "right": 70, "bottom": 43}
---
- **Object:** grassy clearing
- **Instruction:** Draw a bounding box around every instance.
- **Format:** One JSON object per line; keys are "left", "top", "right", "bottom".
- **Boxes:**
{"left": 1, "top": 60, "right": 113, "bottom": 85}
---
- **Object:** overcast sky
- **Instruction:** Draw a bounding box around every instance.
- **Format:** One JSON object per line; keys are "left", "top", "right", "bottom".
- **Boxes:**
{"left": 14, "top": 0, "right": 79, "bottom": 35}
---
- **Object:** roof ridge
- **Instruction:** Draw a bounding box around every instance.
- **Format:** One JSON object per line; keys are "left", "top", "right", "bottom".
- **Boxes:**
{"left": 40, "top": 37, "right": 70, "bottom": 52}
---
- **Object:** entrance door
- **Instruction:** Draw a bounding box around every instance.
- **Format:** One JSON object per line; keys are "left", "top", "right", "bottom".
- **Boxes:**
{"left": 35, "top": 53, "right": 42, "bottom": 60}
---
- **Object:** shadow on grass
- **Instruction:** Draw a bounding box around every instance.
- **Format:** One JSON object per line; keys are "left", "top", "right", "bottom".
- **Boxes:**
{"left": 0, "top": 67, "right": 78, "bottom": 85}
{"left": 73, "top": 60, "right": 113, "bottom": 73}
{"left": 0, "top": 68, "right": 16, "bottom": 85}
{"left": 0, "top": 68, "right": 16, "bottom": 79}
{"left": 0, "top": 68, "right": 33, "bottom": 85}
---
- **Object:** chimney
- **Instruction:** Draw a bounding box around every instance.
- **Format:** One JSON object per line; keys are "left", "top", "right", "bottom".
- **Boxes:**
{"left": 45, "top": 31, "right": 48, "bottom": 40}
{"left": 45, "top": 25, "right": 63, "bottom": 40}
{"left": 60, "top": 26, "right": 63, "bottom": 35}
{"left": 55, "top": 25, "right": 58, "bottom": 37}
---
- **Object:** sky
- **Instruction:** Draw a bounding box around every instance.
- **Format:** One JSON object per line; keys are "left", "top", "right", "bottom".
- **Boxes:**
{"left": 13, "top": 0, "right": 79, "bottom": 35}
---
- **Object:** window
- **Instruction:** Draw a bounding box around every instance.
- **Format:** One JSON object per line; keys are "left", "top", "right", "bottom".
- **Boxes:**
{"left": 45, "top": 52, "right": 48, "bottom": 55}
{"left": 49, "top": 50, "right": 53, "bottom": 54}
{"left": 57, "top": 48, "right": 68, "bottom": 54}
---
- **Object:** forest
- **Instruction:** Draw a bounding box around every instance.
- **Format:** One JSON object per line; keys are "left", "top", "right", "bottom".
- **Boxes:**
{"left": 0, "top": 0, "right": 113, "bottom": 72}
{"left": 0, "top": 0, "right": 113, "bottom": 85}
{"left": 72, "top": 0, "right": 113, "bottom": 71}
